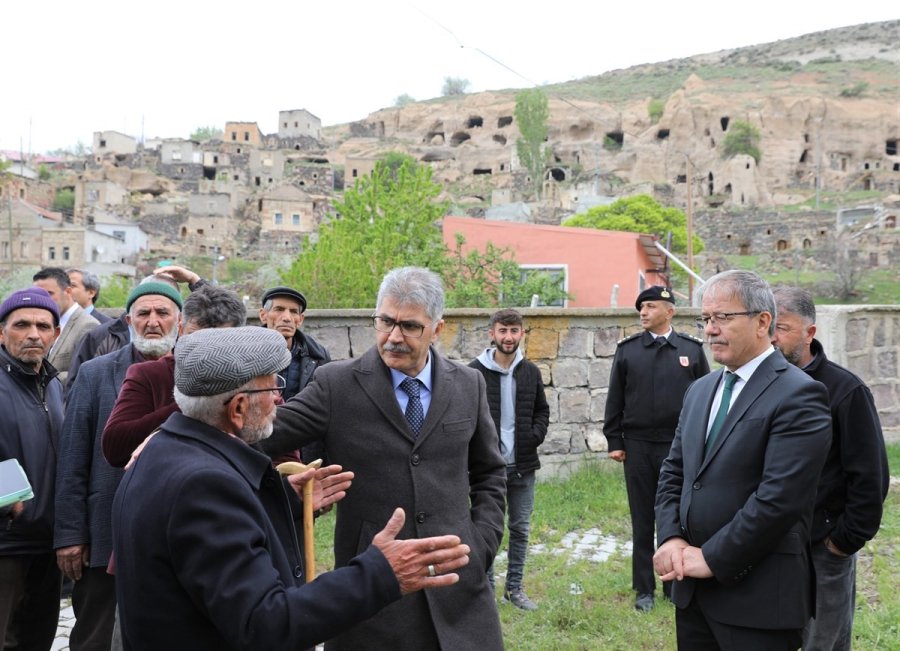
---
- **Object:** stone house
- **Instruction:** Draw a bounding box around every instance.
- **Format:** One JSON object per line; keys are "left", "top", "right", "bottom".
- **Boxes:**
{"left": 278, "top": 109, "right": 321, "bottom": 140}
{"left": 74, "top": 179, "right": 129, "bottom": 222}
{"left": 224, "top": 122, "right": 262, "bottom": 148}
{"left": 160, "top": 139, "right": 202, "bottom": 165}
{"left": 92, "top": 131, "right": 137, "bottom": 157}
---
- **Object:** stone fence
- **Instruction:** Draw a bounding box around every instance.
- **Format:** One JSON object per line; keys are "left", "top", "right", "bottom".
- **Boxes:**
{"left": 286, "top": 305, "right": 899, "bottom": 479}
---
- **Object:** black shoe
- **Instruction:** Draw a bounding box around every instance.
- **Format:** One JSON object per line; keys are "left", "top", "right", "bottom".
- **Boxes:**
{"left": 634, "top": 593, "right": 654, "bottom": 612}
{"left": 504, "top": 588, "right": 538, "bottom": 611}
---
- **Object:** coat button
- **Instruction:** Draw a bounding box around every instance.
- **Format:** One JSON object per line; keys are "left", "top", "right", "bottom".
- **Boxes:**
{"left": 692, "top": 482, "right": 701, "bottom": 490}
{"left": 264, "top": 476, "right": 276, "bottom": 488}
{"left": 411, "top": 454, "right": 420, "bottom": 466}
{"left": 415, "top": 511, "right": 426, "bottom": 524}
{"left": 293, "top": 565, "right": 303, "bottom": 578}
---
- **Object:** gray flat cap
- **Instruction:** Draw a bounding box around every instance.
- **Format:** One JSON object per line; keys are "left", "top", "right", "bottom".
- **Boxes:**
{"left": 175, "top": 326, "right": 291, "bottom": 397}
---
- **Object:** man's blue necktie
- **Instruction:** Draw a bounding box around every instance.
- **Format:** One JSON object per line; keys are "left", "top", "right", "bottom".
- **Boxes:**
{"left": 705, "top": 371, "right": 738, "bottom": 456}
{"left": 400, "top": 377, "right": 424, "bottom": 438}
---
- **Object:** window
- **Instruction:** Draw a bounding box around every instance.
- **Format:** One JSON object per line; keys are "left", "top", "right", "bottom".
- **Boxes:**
{"left": 1, "top": 241, "right": 8, "bottom": 259}
{"left": 244, "top": 132, "right": 250, "bottom": 142}
{"left": 274, "top": 212, "right": 283, "bottom": 225}
{"left": 292, "top": 213, "right": 300, "bottom": 226}
{"left": 63, "top": 246, "right": 70, "bottom": 260}
{"left": 113, "top": 230, "right": 126, "bottom": 240}
{"left": 49, "top": 246, "right": 56, "bottom": 260}
{"left": 19, "top": 241, "right": 26, "bottom": 257}
{"left": 231, "top": 132, "right": 237, "bottom": 141}
{"left": 517, "top": 264, "right": 568, "bottom": 307}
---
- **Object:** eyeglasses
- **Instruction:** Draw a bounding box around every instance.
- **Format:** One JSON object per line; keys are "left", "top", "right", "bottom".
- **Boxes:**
{"left": 695, "top": 311, "right": 760, "bottom": 328}
{"left": 371, "top": 316, "right": 431, "bottom": 338}
{"left": 222, "top": 375, "right": 286, "bottom": 405}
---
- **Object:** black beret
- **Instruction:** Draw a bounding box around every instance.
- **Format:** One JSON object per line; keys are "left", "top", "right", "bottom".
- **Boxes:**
{"left": 635, "top": 286, "right": 675, "bottom": 311}
{"left": 261, "top": 286, "right": 307, "bottom": 313}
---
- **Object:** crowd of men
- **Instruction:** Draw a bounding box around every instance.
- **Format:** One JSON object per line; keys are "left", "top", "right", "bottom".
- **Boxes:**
{"left": 0, "top": 264, "right": 889, "bottom": 651}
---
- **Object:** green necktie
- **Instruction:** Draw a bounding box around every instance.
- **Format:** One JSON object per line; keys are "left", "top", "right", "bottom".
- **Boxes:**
{"left": 705, "top": 372, "right": 738, "bottom": 456}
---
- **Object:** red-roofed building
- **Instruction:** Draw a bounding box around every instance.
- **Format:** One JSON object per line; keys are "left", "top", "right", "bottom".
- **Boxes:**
{"left": 442, "top": 216, "right": 668, "bottom": 308}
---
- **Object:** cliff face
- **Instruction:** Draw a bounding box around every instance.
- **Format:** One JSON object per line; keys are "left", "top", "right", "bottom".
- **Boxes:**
{"left": 324, "top": 20, "right": 900, "bottom": 212}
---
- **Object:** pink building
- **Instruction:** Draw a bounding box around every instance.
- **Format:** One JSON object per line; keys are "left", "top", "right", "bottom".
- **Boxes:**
{"left": 442, "top": 216, "right": 668, "bottom": 308}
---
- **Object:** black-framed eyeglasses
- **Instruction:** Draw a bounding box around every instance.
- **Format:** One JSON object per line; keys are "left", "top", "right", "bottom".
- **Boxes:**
{"left": 695, "top": 311, "right": 760, "bottom": 329}
{"left": 222, "top": 374, "right": 286, "bottom": 405}
{"left": 371, "top": 315, "right": 431, "bottom": 339}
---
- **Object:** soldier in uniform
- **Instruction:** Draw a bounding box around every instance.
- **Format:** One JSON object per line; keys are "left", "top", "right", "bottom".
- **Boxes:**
{"left": 603, "top": 286, "right": 710, "bottom": 612}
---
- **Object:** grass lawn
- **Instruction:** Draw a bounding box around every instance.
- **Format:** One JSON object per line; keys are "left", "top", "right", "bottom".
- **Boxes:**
{"left": 314, "top": 444, "right": 900, "bottom": 649}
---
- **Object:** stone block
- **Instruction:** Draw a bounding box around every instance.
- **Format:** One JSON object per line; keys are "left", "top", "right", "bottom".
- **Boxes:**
{"left": 589, "top": 358, "right": 613, "bottom": 389}
{"left": 877, "top": 351, "right": 897, "bottom": 379}
{"left": 559, "top": 387, "right": 591, "bottom": 423}
{"left": 594, "top": 327, "right": 623, "bottom": 358}
{"left": 552, "top": 358, "right": 590, "bottom": 388}
{"left": 591, "top": 390, "right": 608, "bottom": 423}
{"left": 539, "top": 425, "right": 574, "bottom": 455}
{"left": 545, "top": 387, "right": 560, "bottom": 423}
{"left": 348, "top": 325, "right": 374, "bottom": 359}
{"left": 527, "top": 327, "right": 559, "bottom": 359}
{"left": 536, "top": 362, "right": 552, "bottom": 387}
{"left": 585, "top": 424, "right": 608, "bottom": 452}
{"left": 559, "top": 328, "right": 593, "bottom": 357}
{"left": 569, "top": 426, "right": 588, "bottom": 453}
{"left": 305, "top": 325, "right": 349, "bottom": 360}
{"left": 846, "top": 353, "right": 872, "bottom": 378}
{"left": 869, "top": 382, "right": 896, "bottom": 412}
{"left": 873, "top": 318, "right": 888, "bottom": 348}
{"left": 845, "top": 318, "right": 869, "bottom": 352}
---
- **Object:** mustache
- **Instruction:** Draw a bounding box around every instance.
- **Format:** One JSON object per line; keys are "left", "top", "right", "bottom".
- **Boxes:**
{"left": 382, "top": 342, "right": 413, "bottom": 354}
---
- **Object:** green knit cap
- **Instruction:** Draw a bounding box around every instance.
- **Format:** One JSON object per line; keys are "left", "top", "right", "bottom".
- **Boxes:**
{"left": 126, "top": 282, "right": 183, "bottom": 312}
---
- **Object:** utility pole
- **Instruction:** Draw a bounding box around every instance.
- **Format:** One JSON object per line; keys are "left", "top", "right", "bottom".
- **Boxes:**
{"left": 685, "top": 155, "right": 695, "bottom": 301}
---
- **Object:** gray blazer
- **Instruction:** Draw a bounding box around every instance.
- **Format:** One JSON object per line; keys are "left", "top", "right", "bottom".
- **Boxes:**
{"left": 49, "top": 306, "right": 99, "bottom": 386}
{"left": 54, "top": 345, "right": 135, "bottom": 566}
{"left": 265, "top": 345, "right": 506, "bottom": 651}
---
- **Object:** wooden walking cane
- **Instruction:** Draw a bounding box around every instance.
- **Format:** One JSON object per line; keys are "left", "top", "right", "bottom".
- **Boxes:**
{"left": 276, "top": 459, "right": 322, "bottom": 583}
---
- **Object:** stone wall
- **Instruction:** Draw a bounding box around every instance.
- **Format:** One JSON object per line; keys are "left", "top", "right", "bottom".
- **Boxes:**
{"left": 292, "top": 306, "right": 899, "bottom": 478}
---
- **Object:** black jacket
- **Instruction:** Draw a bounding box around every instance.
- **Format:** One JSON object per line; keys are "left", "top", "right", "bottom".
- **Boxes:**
{"left": 804, "top": 338, "right": 889, "bottom": 552}
{"left": 66, "top": 312, "right": 129, "bottom": 394}
{"left": 469, "top": 356, "right": 550, "bottom": 473}
{"left": 0, "top": 346, "right": 64, "bottom": 554}
{"left": 604, "top": 329, "right": 710, "bottom": 451}
{"left": 281, "top": 331, "right": 331, "bottom": 464}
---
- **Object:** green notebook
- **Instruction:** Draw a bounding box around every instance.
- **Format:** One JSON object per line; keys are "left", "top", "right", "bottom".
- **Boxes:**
{"left": 0, "top": 459, "right": 34, "bottom": 508}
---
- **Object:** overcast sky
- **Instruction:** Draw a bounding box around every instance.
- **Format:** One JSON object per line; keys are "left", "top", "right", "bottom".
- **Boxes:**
{"left": 2, "top": 2, "right": 896, "bottom": 154}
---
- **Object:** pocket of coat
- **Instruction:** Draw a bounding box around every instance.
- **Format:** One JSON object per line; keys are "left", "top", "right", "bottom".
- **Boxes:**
{"left": 774, "top": 530, "right": 802, "bottom": 555}
{"left": 443, "top": 418, "right": 472, "bottom": 433}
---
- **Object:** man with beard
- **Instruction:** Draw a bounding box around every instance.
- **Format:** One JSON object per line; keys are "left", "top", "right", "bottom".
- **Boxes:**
{"left": 772, "top": 287, "right": 888, "bottom": 651}
{"left": 112, "top": 327, "right": 471, "bottom": 650}
{"left": 54, "top": 282, "right": 182, "bottom": 651}
{"left": 469, "top": 308, "right": 549, "bottom": 611}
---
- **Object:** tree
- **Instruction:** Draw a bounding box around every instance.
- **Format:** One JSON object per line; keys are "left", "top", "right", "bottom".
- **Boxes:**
{"left": 52, "top": 188, "right": 75, "bottom": 215}
{"left": 190, "top": 126, "right": 223, "bottom": 142}
{"left": 279, "top": 160, "right": 448, "bottom": 308}
{"left": 515, "top": 88, "right": 550, "bottom": 199}
{"left": 721, "top": 120, "right": 761, "bottom": 164}
{"left": 378, "top": 152, "right": 419, "bottom": 183}
{"left": 441, "top": 77, "right": 470, "bottom": 96}
{"left": 279, "top": 159, "right": 569, "bottom": 309}
{"left": 394, "top": 94, "right": 415, "bottom": 107}
{"left": 563, "top": 194, "right": 703, "bottom": 256}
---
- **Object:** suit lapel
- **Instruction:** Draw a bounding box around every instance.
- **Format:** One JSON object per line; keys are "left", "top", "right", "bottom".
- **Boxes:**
{"left": 353, "top": 347, "right": 414, "bottom": 442}
{"left": 415, "top": 349, "right": 454, "bottom": 446}
{"left": 700, "top": 353, "right": 782, "bottom": 467}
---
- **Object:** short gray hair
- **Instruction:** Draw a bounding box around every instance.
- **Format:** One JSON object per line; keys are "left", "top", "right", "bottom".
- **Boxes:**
{"left": 174, "top": 382, "right": 252, "bottom": 427}
{"left": 772, "top": 286, "right": 816, "bottom": 324}
{"left": 702, "top": 269, "right": 777, "bottom": 336}
{"left": 376, "top": 267, "right": 444, "bottom": 322}
{"left": 67, "top": 268, "right": 101, "bottom": 303}
{"left": 182, "top": 286, "right": 246, "bottom": 329}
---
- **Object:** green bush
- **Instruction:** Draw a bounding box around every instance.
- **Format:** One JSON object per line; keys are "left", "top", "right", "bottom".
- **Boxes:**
{"left": 721, "top": 120, "right": 761, "bottom": 164}
{"left": 648, "top": 99, "right": 664, "bottom": 123}
{"left": 839, "top": 81, "right": 868, "bottom": 98}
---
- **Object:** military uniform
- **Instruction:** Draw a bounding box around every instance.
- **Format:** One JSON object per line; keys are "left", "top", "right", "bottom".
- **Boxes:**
{"left": 604, "top": 324, "right": 710, "bottom": 599}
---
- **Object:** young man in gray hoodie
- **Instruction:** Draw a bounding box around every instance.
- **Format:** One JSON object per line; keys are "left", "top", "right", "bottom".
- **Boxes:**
{"left": 469, "top": 309, "right": 550, "bottom": 610}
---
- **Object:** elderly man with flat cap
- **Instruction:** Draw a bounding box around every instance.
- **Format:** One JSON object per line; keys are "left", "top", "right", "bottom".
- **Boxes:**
{"left": 112, "top": 327, "right": 470, "bottom": 650}
{"left": 604, "top": 285, "right": 709, "bottom": 612}
{"left": 260, "top": 286, "right": 331, "bottom": 463}
{"left": 0, "top": 287, "right": 63, "bottom": 651}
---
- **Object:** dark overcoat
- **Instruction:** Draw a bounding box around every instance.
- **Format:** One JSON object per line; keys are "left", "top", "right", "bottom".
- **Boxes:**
{"left": 264, "top": 345, "right": 506, "bottom": 650}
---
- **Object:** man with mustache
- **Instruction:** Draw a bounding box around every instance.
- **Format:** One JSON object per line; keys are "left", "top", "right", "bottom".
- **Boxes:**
{"left": 260, "top": 266, "right": 506, "bottom": 650}
{"left": 54, "top": 282, "right": 182, "bottom": 651}
{"left": 469, "top": 308, "right": 549, "bottom": 611}
{"left": 604, "top": 285, "right": 709, "bottom": 612}
{"left": 0, "top": 287, "right": 63, "bottom": 651}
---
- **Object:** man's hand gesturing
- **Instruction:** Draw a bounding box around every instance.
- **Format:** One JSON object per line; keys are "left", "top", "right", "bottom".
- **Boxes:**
{"left": 372, "top": 508, "right": 470, "bottom": 595}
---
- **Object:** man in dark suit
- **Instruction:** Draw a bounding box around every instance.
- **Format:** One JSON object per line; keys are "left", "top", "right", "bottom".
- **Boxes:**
{"left": 261, "top": 266, "right": 506, "bottom": 651}
{"left": 654, "top": 270, "right": 832, "bottom": 650}
{"left": 54, "top": 282, "right": 183, "bottom": 651}
{"left": 67, "top": 269, "right": 111, "bottom": 324}
{"left": 112, "top": 327, "right": 471, "bottom": 650}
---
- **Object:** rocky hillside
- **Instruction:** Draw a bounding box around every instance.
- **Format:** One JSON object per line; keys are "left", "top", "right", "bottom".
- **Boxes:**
{"left": 322, "top": 20, "right": 900, "bottom": 215}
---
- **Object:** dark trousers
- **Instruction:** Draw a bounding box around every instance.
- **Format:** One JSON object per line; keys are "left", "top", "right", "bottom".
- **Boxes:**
{"left": 0, "top": 553, "right": 61, "bottom": 651}
{"left": 676, "top": 595, "right": 802, "bottom": 651}
{"left": 623, "top": 438, "right": 672, "bottom": 596}
{"left": 803, "top": 539, "right": 857, "bottom": 651}
{"left": 70, "top": 566, "right": 116, "bottom": 651}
